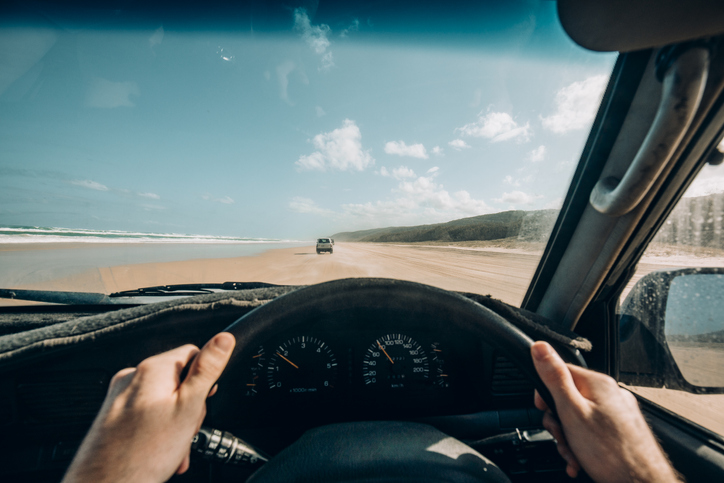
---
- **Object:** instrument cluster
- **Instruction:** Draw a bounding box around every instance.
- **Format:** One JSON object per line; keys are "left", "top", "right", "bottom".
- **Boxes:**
{"left": 242, "top": 332, "right": 452, "bottom": 399}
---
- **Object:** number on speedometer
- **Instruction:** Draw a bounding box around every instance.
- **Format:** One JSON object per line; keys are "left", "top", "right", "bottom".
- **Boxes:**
{"left": 363, "top": 334, "right": 429, "bottom": 389}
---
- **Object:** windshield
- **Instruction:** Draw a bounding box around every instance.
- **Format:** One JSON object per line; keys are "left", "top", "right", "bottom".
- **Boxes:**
{"left": 0, "top": 1, "right": 616, "bottom": 306}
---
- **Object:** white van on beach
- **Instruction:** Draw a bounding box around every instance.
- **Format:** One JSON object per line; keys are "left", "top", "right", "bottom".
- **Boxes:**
{"left": 316, "top": 238, "right": 333, "bottom": 254}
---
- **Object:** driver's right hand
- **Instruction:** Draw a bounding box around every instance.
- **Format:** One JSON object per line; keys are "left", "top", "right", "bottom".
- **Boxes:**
{"left": 531, "top": 341, "right": 681, "bottom": 482}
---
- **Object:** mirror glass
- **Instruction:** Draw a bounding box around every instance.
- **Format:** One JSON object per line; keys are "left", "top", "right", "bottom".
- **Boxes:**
{"left": 665, "top": 273, "right": 724, "bottom": 386}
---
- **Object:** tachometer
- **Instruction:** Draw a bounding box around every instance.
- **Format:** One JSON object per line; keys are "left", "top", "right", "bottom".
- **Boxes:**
{"left": 267, "top": 336, "right": 337, "bottom": 394}
{"left": 362, "top": 334, "right": 429, "bottom": 389}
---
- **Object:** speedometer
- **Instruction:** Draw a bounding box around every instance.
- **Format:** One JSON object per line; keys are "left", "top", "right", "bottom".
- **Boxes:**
{"left": 362, "top": 334, "right": 429, "bottom": 389}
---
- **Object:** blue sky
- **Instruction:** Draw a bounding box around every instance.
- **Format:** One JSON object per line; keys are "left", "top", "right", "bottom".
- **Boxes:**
{"left": 0, "top": 3, "right": 618, "bottom": 239}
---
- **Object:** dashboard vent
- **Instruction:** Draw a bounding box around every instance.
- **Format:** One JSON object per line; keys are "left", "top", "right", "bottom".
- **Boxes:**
{"left": 17, "top": 371, "right": 108, "bottom": 424}
{"left": 491, "top": 355, "right": 534, "bottom": 395}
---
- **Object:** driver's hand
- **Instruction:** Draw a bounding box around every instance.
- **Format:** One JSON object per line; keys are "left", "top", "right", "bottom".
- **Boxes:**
{"left": 531, "top": 341, "right": 681, "bottom": 483}
{"left": 62, "top": 332, "right": 235, "bottom": 483}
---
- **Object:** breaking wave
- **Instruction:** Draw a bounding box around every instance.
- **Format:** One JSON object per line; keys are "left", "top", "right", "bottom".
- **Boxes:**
{"left": 0, "top": 226, "right": 296, "bottom": 244}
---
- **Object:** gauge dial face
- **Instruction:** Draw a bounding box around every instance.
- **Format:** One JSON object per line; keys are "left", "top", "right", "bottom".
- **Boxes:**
{"left": 430, "top": 342, "right": 450, "bottom": 388}
{"left": 244, "top": 345, "right": 266, "bottom": 397}
{"left": 267, "top": 336, "right": 337, "bottom": 394}
{"left": 363, "top": 334, "right": 429, "bottom": 389}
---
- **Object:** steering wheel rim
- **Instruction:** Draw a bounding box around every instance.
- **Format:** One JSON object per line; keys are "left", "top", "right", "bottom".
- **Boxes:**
{"left": 209, "top": 278, "right": 583, "bottom": 481}
{"left": 218, "top": 277, "right": 569, "bottom": 418}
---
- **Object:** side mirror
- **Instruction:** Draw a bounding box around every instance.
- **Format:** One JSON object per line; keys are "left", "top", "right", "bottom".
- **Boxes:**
{"left": 619, "top": 267, "right": 724, "bottom": 394}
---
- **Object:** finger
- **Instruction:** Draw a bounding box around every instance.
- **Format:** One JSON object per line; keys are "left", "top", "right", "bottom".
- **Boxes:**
{"left": 568, "top": 364, "right": 620, "bottom": 401}
{"left": 176, "top": 453, "right": 190, "bottom": 475}
{"left": 180, "top": 333, "right": 235, "bottom": 402}
{"left": 531, "top": 341, "right": 586, "bottom": 410}
{"left": 136, "top": 344, "right": 200, "bottom": 390}
{"left": 534, "top": 389, "right": 549, "bottom": 412}
{"left": 542, "top": 412, "right": 581, "bottom": 476}
{"left": 542, "top": 411, "right": 565, "bottom": 445}
{"left": 208, "top": 384, "right": 219, "bottom": 398}
{"left": 108, "top": 367, "right": 136, "bottom": 393}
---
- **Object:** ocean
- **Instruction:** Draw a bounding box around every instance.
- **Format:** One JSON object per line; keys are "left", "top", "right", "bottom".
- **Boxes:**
{"left": 0, "top": 226, "right": 310, "bottom": 288}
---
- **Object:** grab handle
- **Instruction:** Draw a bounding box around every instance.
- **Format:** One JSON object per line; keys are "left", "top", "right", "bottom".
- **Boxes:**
{"left": 590, "top": 46, "right": 709, "bottom": 217}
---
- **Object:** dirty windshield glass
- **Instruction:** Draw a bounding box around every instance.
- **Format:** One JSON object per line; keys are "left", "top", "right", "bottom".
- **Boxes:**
{"left": 0, "top": 1, "right": 616, "bottom": 306}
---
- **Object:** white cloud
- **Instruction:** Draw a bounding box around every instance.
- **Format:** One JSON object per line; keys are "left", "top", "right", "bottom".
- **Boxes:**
{"left": 202, "top": 194, "right": 234, "bottom": 204}
{"left": 427, "top": 167, "right": 439, "bottom": 174}
{"left": 340, "top": 19, "right": 360, "bottom": 37}
{"left": 137, "top": 192, "right": 160, "bottom": 200}
{"left": 541, "top": 75, "right": 608, "bottom": 134}
{"left": 341, "top": 172, "right": 490, "bottom": 226}
{"left": 528, "top": 145, "right": 546, "bottom": 162}
{"left": 85, "top": 78, "right": 140, "bottom": 108}
{"left": 379, "top": 166, "right": 416, "bottom": 180}
{"left": 293, "top": 8, "right": 334, "bottom": 71}
{"left": 684, "top": 164, "right": 724, "bottom": 198}
{"left": 432, "top": 146, "right": 443, "bottom": 155}
{"left": 289, "top": 196, "right": 334, "bottom": 215}
{"left": 315, "top": 106, "right": 326, "bottom": 117}
{"left": 297, "top": 166, "right": 490, "bottom": 227}
{"left": 457, "top": 111, "right": 531, "bottom": 143}
{"left": 296, "top": 119, "right": 374, "bottom": 172}
{"left": 494, "top": 190, "right": 543, "bottom": 205}
{"left": 71, "top": 179, "right": 108, "bottom": 191}
{"left": 384, "top": 140, "right": 428, "bottom": 159}
{"left": 140, "top": 203, "right": 165, "bottom": 211}
{"left": 544, "top": 197, "right": 564, "bottom": 209}
{"left": 149, "top": 26, "right": 164, "bottom": 48}
{"left": 393, "top": 166, "right": 416, "bottom": 179}
{"left": 448, "top": 139, "right": 470, "bottom": 150}
{"left": 503, "top": 175, "right": 520, "bottom": 187}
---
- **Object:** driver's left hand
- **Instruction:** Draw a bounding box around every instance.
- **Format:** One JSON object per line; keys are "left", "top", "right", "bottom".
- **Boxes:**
{"left": 62, "top": 332, "right": 236, "bottom": 483}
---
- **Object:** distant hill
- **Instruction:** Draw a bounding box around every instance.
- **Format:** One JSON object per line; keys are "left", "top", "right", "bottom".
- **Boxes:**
{"left": 332, "top": 209, "right": 558, "bottom": 244}
{"left": 333, "top": 192, "right": 724, "bottom": 247}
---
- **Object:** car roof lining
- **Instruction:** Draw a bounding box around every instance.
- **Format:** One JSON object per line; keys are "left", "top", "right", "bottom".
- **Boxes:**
{"left": 558, "top": 0, "right": 724, "bottom": 53}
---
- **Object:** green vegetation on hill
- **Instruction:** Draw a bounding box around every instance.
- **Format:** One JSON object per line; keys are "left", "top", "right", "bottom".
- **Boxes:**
{"left": 332, "top": 209, "right": 559, "bottom": 243}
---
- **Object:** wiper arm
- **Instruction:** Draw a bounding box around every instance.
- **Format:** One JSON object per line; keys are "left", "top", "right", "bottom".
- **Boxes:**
{"left": 0, "top": 282, "right": 281, "bottom": 305}
{"left": 109, "top": 282, "right": 279, "bottom": 297}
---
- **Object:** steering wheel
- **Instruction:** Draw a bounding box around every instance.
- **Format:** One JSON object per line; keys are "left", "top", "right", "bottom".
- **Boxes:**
{"left": 209, "top": 278, "right": 580, "bottom": 482}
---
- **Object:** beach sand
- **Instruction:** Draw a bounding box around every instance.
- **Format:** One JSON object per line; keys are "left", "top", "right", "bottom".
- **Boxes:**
{"left": 1, "top": 241, "right": 722, "bottom": 434}
{"left": 4, "top": 242, "right": 545, "bottom": 305}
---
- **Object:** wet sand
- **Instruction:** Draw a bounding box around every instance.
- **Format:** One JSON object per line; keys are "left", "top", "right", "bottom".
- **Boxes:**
{"left": 2, "top": 241, "right": 722, "bottom": 434}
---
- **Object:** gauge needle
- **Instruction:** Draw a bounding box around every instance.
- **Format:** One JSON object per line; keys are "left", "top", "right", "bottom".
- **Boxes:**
{"left": 377, "top": 341, "right": 394, "bottom": 364}
{"left": 276, "top": 352, "right": 299, "bottom": 369}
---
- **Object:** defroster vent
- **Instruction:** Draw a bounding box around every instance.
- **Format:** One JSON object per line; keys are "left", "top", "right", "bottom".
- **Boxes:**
{"left": 17, "top": 371, "right": 108, "bottom": 424}
{"left": 491, "top": 354, "right": 534, "bottom": 395}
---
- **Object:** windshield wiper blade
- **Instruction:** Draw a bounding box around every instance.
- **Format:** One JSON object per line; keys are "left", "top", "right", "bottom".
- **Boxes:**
{"left": 108, "top": 282, "right": 280, "bottom": 297}
{"left": 0, "top": 282, "right": 281, "bottom": 305}
{"left": 0, "top": 289, "right": 120, "bottom": 305}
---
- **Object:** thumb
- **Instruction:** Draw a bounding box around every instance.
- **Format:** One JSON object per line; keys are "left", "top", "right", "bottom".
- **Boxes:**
{"left": 531, "top": 341, "right": 585, "bottom": 411}
{"left": 180, "top": 333, "right": 235, "bottom": 402}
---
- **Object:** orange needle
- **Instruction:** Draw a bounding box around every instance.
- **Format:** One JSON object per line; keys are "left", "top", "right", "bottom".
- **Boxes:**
{"left": 377, "top": 341, "right": 394, "bottom": 364}
{"left": 276, "top": 352, "right": 299, "bottom": 369}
